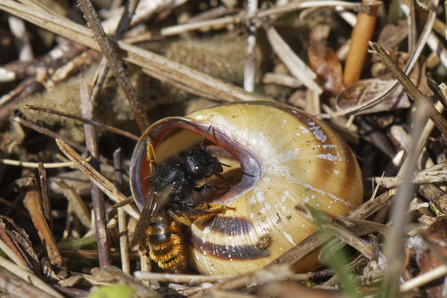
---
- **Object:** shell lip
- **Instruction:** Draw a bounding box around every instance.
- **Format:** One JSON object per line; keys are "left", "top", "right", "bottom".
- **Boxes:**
{"left": 130, "top": 116, "right": 264, "bottom": 210}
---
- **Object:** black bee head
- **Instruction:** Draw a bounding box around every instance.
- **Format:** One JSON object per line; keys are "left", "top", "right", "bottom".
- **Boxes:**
{"left": 179, "top": 148, "right": 224, "bottom": 181}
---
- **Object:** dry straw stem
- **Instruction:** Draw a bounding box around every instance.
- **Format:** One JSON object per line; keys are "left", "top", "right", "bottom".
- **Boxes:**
{"left": 0, "top": 0, "right": 267, "bottom": 103}
{"left": 400, "top": 264, "right": 447, "bottom": 292}
{"left": 55, "top": 139, "right": 140, "bottom": 220}
{"left": 368, "top": 42, "right": 447, "bottom": 137}
{"left": 343, "top": 0, "right": 380, "bottom": 86}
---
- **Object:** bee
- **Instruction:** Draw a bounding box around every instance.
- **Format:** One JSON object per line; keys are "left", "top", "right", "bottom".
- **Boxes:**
{"left": 129, "top": 126, "right": 234, "bottom": 270}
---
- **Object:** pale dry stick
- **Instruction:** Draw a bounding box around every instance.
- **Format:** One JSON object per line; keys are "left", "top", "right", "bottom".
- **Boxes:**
{"left": 51, "top": 178, "right": 92, "bottom": 228}
{"left": 256, "top": 1, "right": 380, "bottom": 19}
{"left": 335, "top": 5, "right": 357, "bottom": 26}
{"left": 161, "top": 15, "right": 241, "bottom": 36}
{"left": 101, "top": 0, "right": 187, "bottom": 34}
{"left": 77, "top": 0, "right": 149, "bottom": 132}
{"left": 381, "top": 105, "right": 428, "bottom": 297}
{"left": 266, "top": 27, "right": 323, "bottom": 96}
{"left": 134, "top": 272, "right": 236, "bottom": 283}
{"left": 0, "top": 238, "right": 30, "bottom": 271}
{"left": 333, "top": 0, "right": 438, "bottom": 116}
{"left": 0, "top": 159, "right": 75, "bottom": 168}
{"left": 244, "top": 0, "right": 258, "bottom": 92}
{"left": 426, "top": 33, "right": 447, "bottom": 70}
{"left": 8, "top": 16, "right": 33, "bottom": 61}
{"left": 0, "top": 0, "right": 269, "bottom": 103}
{"left": 262, "top": 73, "right": 302, "bottom": 88}
{"left": 400, "top": 265, "right": 447, "bottom": 292}
{"left": 137, "top": 245, "right": 151, "bottom": 286}
{"left": 79, "top": 74, "right": 110, "bottom": 267}
{"left": 0, "top": 255, "right": 64, "bottom": 298}
{"left": 113, "top": 148, "right": 131, "bottom": 275}
{"left": 369, "top": 42, "right": 447, "bottom": 138}
{"left": 55, "top": 139, "right": 140, "bottom": 220}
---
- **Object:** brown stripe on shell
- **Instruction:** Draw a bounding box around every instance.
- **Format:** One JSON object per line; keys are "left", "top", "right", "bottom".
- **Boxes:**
{"left": 275, "top": 105, "right": 338, "bottom": 185}
{"left": 195, "top": 216, "right": 253, "bottom": 236}
{"left": 189, "top": 233, "right": 270, "bottom": 261}
{"left": 338, "top": 136, "right": 361, "bottom": 199}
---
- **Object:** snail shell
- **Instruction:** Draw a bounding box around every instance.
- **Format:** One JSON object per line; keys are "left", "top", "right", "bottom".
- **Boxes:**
{"left": 130, "top": 101, "right": 363, "bottom": 275}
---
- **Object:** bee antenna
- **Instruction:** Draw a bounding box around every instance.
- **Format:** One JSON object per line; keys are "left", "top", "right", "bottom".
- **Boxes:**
{"left": 201, "top": 125, "right": 213, "bottom": 150}
{"left": 220, "top": 162, "right": 231, "bottom": 167}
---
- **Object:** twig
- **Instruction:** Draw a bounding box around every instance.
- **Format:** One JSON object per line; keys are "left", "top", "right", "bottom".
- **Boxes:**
{"left": 244, "top": 0, "right": 257, "bottom": 93}
{"left": 14, "top": 117, "right": 88, "bottom": 153}
{"left": 24, "top": 105, "right": 139, "bottom": 141}
{"left": 113, "top": 148, "right": 131, "bottom": 275}
{"left": 77, "top": 0, "right": 149, "bottom": 132}
{"left": 38, "top": 163, "right": 53, "bottom": 233}
{"left": 22, "top": 169, "right": 67, "bottom": 276}
{"left": 79, "top": 74, "right": 110, "bottom": 267}
{"left": 381, "top": 105, "right": 428, "bottom": 297}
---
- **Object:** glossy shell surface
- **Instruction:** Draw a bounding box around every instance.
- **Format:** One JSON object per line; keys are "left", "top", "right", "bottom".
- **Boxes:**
{"left": 130, "top": 101, "right": 363, "bottom": 275}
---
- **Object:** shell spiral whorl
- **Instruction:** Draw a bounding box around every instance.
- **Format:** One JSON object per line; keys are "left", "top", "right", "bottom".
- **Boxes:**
{"left": 130, "top": 101, "right": 363, "bottom": 275}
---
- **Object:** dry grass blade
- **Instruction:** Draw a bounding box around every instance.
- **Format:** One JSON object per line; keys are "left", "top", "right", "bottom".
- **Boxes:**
{"left": 55, "top": 139, "right": 140, "bottom": 220}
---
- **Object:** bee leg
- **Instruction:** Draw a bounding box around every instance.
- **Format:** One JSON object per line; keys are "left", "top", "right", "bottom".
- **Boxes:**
{"left": 166, "top": 210, "right": 193, "bottom": 226}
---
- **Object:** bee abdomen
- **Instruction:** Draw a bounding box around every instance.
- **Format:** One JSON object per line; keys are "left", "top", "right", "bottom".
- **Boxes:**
{"left": 145, "top": 218, "right": 186, "bottom": 270}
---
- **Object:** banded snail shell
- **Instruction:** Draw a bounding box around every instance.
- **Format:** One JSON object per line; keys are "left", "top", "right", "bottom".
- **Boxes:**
{"left": 130, "top": 101, "right": 363, "bottom": 275}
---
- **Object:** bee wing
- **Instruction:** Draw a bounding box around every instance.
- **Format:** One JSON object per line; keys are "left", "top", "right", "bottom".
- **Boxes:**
{"left": 129, "top": 185, "right": 176, "bottom": 248}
